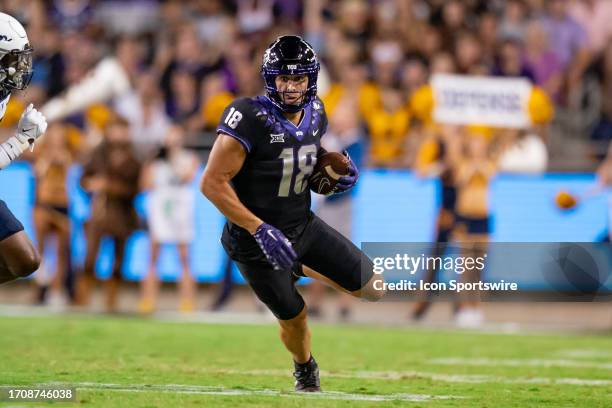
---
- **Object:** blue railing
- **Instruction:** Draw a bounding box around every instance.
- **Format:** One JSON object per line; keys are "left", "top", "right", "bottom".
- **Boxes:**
{"left": 0, "top": 163, "right": 606, "bottom": 283}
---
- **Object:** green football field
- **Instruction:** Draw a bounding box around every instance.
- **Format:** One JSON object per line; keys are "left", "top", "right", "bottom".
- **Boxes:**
{"left": 1, "top": 315, "right": 611, "bottom": 407}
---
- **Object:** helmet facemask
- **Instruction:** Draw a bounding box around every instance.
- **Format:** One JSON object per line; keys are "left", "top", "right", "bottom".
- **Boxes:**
{"left": 0, "top": 44, "right": 33, "bottom": 91}
{"left": 261, "top": 36, "right": 320, "bottom": 113}
{"left": 263, "top": 67, "right": 319, "bottom": 113}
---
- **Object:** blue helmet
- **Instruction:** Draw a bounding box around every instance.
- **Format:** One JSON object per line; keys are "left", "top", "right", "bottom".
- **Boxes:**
{"left": 261, "top": 35, "right": 320, "bottom": 113}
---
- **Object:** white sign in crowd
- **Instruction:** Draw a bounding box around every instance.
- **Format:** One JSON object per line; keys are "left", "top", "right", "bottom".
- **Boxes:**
{"left": 431, "top": 74, "right": 533, "bottom": 128}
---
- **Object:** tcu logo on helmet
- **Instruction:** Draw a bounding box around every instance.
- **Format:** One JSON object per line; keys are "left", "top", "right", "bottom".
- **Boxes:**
{"left": 263, "top": 48, "right": 278, "bottom": 65}
{"left": 0, "top": 35, "right": 11, "bottom": 42}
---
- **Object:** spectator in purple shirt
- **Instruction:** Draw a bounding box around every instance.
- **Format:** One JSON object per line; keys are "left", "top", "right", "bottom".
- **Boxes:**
{"left": 523, "top": 20, "right": 563, "bottom": 100}
{"left": 540, "top": 0, "right": 590, "bottom": 101}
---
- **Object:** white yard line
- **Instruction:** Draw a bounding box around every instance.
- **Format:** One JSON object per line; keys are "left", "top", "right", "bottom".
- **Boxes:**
{"left": 28, "top": 382, "right": 461, "bottom": 402}
{"left": 349, "top": 371, "right": 612, "bottom": 386}
{"left": 26, "top": 366, "right": 611, "bottom": 392}
{"left": 556, "top": 349, "right": 612, "bottom": 359}
{"left": 430, "top": 357, "right": 612, "bottom": 370}
{"left": 200, "top": 368, "right": 612, "bottom": 386}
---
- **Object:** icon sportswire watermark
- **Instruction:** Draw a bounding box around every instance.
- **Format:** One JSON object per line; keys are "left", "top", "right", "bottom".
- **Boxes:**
{"left": 360, "top": 242, "right": 612, "bottom": 302}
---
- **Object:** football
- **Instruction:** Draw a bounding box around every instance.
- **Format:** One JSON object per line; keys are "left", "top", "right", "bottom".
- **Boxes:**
{"left": 309, "top": 152, "right": 350, "bottom": 195}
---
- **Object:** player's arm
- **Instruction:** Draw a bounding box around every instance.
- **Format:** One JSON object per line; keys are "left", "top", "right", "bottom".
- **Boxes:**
{"left": 207, "top": 100, "right": 297, "bottom": 269}
{"left": 202, "top": 133, "right": 297, "bottom": 270}
{"left": 0, "top": 104, "right": 47, "bottom": 169}
{"left": 200, "top": 133, "right": 263, "bottom": 234}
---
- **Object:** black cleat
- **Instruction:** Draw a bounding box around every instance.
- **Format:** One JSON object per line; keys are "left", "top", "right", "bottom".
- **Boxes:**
{"left": 293, "top": 356, "right": 321, "bottom": 392}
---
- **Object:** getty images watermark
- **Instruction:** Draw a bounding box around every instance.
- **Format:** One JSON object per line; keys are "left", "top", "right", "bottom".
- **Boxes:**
{"left": 370, "top": 252, "right": 518, "bottom": 293}
{"left": 361, "top": 243, "right": 612, "bottom": 301}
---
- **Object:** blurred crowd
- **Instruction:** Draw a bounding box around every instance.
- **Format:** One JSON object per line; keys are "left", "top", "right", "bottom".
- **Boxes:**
{"left": 0, "top": 1, "right": 609, "bottom": 166}
{"left": 0, "top": 0, "right": 610, "bottom": 318}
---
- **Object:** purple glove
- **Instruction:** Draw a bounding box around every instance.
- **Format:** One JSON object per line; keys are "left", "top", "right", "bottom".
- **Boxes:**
{"left": 253, "top": 223, "right": 297, "bottom": 270}
{"left": 334, "top": 150, "right": 359, "bottom": 193}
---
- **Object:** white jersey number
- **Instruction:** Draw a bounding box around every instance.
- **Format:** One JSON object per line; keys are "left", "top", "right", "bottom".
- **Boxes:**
{"left": 278, "top": 144, "right": 317, "bottom": 197}
{"left": 224, "top": 107, "right": 243, "bottom": 129}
